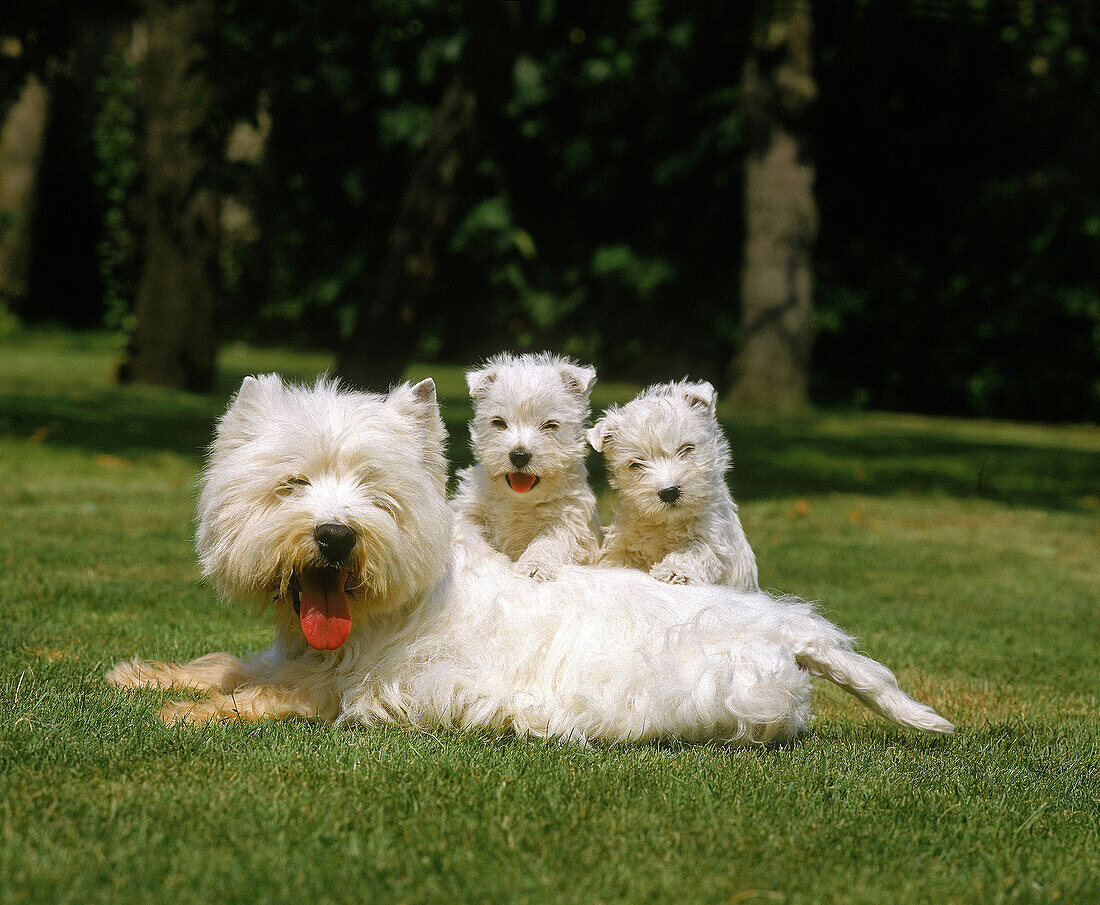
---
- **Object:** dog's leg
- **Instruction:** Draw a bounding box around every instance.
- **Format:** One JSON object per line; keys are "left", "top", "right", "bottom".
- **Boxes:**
{"left": 106, "top": 652, "right": 251, "bottom": 692}
{"left": 726, "top": 513, "right": 760, "bottom": 592}
{"left": 782, "top": 608, "right": 954, "bottom": 734}
{"left": 517, "top": 517, "right": 600, "bottom": 580}
{"left": 110, "top": 650, "right": 340, "bottom": 725}
{"left": 158, "top": 684, "right": 327, "bottom": 725}
{"left": 650, "top": 543, "right": 725, "bottom": 585}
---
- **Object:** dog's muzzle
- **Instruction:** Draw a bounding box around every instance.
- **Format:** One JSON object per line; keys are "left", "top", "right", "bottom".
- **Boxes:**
{"left": 657, "top": 485, "right": 682, "bottom": 505}
{"left": 315, "top": 522, "right": 355, "bottom": 564}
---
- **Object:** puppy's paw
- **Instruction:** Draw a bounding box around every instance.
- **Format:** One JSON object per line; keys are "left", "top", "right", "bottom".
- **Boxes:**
{"left": 650, "top": 563, "right": 693, "bottom": 585}
{"left": 518, "top": 559, "right": 558, "bottom": 582}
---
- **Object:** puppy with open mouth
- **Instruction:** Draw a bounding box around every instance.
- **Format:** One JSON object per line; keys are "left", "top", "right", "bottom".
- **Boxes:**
{"left": 452, "top": 352, "right": 602, "bottom": 581}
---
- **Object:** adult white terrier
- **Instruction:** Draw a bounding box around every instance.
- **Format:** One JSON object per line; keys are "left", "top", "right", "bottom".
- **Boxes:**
{"left": 107, "top": 375, "right": 953, "bottom": 744}
{"left": 451, "top": 352, "right": 602, "bottom": 580}
{"left": 589, "top": 380, "right": 759, "bottom": 590}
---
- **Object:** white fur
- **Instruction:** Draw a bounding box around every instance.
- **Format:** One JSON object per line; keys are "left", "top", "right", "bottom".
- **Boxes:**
{"left": 107, "top": 375, "right": 953, "bottom": 742}
{"left": 590, "top": 380, "right": 759, "bottom": 590}
{"left": 452, "top": 352, "right": 602, "bottom": 581}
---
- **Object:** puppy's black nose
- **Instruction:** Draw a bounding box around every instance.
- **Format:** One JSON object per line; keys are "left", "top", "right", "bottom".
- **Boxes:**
{"left": 509, "top": 448, "right": 532, "bottom": 468}
{"left": 315, "top": 522, "right": 355, "bottom": 564}
{"left": 657, "top": 485, "right": 681, "bottom": 504}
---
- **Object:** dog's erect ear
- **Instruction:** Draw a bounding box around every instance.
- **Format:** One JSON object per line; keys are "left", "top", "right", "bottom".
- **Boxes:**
{"left": 409, "top": 376, "right": 438, "bottom": 409}
{"left": 560, "top": 362, "right": 597, "bottom": 399}
{"left": 387, "top": 378, "right": 447, "bottom": 484}
{"left": 223, "top": 376, "right": 281, "bottom": 417}
{"left": 465, "top": 364, "right": 498, "bottom": 402}
{"left": 682, "top": 381, "right": 717, "bottom": 416}
{"left": 387, "top": 378, "right": 445, "bottom": 442}
{"left": 215, "top": 375, "right": 284, "bottom": 446}
{"left": 586, "top": 412, "right": 616, "bottom": 452}
{"left": 233, "top": 374, "right": 283, "bottom": 409}
{"left": 388, "top": 377, "right": 439, "bottom": 425}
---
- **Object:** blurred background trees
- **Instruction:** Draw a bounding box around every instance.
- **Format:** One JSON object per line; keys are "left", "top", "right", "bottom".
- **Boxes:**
{"left": 1, "top": 0, "right": 1097, "bottom": 420}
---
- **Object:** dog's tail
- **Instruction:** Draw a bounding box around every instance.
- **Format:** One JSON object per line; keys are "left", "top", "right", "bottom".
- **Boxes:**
{"left": 788, "top": 611, "right": 954, "bottom": 735}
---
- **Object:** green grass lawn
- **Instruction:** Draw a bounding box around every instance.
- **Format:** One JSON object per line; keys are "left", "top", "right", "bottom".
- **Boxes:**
{"left": 1, "top": 329, "right": 1097, "bottom": 905}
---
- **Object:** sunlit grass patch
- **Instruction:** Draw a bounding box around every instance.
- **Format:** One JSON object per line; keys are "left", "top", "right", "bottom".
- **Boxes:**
{"left": 0, "top": 330, "right": 1097, "bottom": 905}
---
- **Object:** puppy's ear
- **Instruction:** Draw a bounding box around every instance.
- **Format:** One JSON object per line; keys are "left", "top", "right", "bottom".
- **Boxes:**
{"left": 465, "top": 364, "right": 498, "bottom": 402}
{"left": 560, "top": 362, "right": 597, "bottom": 399}
{"left": 586, "top": 413, "right": 615, "bottom": 452}
{"left": 682, "top": 381, "right": 717, "bottom": 416}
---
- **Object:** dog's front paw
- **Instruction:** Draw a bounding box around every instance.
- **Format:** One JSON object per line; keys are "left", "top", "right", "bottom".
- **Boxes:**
{"left": 518, "top": 559, "right": 558, "bottom": 582}
{"left": 159, "top": 699, "right": 223, "bottom": 726}
{"left": 650, "top": 563, "right": 693, "bottom": 585}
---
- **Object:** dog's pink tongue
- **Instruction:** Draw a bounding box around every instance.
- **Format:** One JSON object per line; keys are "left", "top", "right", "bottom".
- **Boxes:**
{"left": 507, "top": 473, "right": 537, "bottom": 493}
{"left": 299, "top": 570, "right": 351, "bottom": 651}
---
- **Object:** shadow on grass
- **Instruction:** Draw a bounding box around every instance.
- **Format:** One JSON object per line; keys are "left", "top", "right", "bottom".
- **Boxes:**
{"left": 724, "top": 421, "right": 1099, "bottom": 511}
{"left": 2, "top": 382, "right": 1097, "bottom": 512}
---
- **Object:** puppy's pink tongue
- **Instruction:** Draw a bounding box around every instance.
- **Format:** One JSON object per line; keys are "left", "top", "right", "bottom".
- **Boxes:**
{"left": 507, "top": 473, "right": 537, "bottom": 493}
{"left": 298, "top": 570, "right": 351, "bottom": 651}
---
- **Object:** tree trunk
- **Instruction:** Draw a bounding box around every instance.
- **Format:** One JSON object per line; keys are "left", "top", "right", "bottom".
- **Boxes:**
{"left": 728, "top": 0, "right": 818, "bottom": 412}
{"left": 118, "top": 1, "right": 219, "bottom": 392}
{"left": 335, "top": 71, "right": 477, "bottom": 391}
{"left": 0, "top": 74, "right": 50, "bottom": 308}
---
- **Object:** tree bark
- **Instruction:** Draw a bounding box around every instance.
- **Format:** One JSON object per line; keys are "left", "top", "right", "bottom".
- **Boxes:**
{"left": 728, "top": 0, "right": 818, "bottom": 412}
{"left": 118, "top": 0, "right": 219, "bottom": 392}
{"left": 0, "top": 74, "right": 51, "bottom": 308}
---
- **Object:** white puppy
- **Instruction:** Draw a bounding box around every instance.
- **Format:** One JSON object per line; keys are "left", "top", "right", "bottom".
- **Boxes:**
{"left": 589, "top": 380, "right": 759, "bottom": 590}
{"left": 451, "top": 352, "right": 602, "bottom": 580}
{"left": 107, "top": 375, "right": 952, "bottom": 744}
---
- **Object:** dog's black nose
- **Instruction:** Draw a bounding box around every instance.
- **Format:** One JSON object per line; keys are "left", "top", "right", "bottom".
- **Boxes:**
{"left": 509, "top": 448, "right": 532, "bottom": 468}
{"left": 315, "top": 522, "right": 356, "bottom": 564}
{"left": 657, "top": 485, "right": 682, "bottom": 504}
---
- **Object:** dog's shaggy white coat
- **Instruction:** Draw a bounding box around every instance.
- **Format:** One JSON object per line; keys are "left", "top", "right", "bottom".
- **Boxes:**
{"left": 590, "top": 380, "right": 759, "bottom": 590}
{"left": 452, "top": 353, "right": 602, "bottom": 580}
{"left": 107, "top": 375, "right": 953, "bottom": 743}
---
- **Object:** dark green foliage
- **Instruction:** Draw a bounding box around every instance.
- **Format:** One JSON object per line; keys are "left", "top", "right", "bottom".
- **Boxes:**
{"left": 92, "top": 38, "right": 140, "bottom": 338}
{"left": 204, "top": 0, "right": 471, "bottom": 345}
{"left": 201, "top": 0, "right": 1098, "bottom": 417}
{"left": 814, "top": 3, "right": 1100, "bottom": 420}
{"left": 199, "top": 0, "right": 751, "bottom": 370}
{"left": 5, "top": 1, "right": 1099, "bottom": 418}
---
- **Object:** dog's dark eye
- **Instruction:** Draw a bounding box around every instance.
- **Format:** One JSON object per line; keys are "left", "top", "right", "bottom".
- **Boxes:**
{"left": 490, "top": 417, "right": 507, "bottom": 429}
{"left": 677, "top": 444, "right": 695, "bottom": 458}
{"left": 628, "top": 460, "right": 645, "bottom": 471}
{"left": 539, "top": 420, "right": 559, "bottom": 432}
{"left": 276, "top": 476, "right": 310, "bottom": 496}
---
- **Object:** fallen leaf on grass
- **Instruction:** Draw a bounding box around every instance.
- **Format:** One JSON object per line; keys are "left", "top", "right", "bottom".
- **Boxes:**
{"left": 789, "top": 498, "right": 811, "bottom": 519}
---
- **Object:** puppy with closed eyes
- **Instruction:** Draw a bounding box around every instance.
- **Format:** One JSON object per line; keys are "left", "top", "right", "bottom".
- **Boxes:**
{"left": 588, "top": 380, "right": 759, "bottom": 590}
{"left": 452, "top": 352, "right": 602, "bottom": 581}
